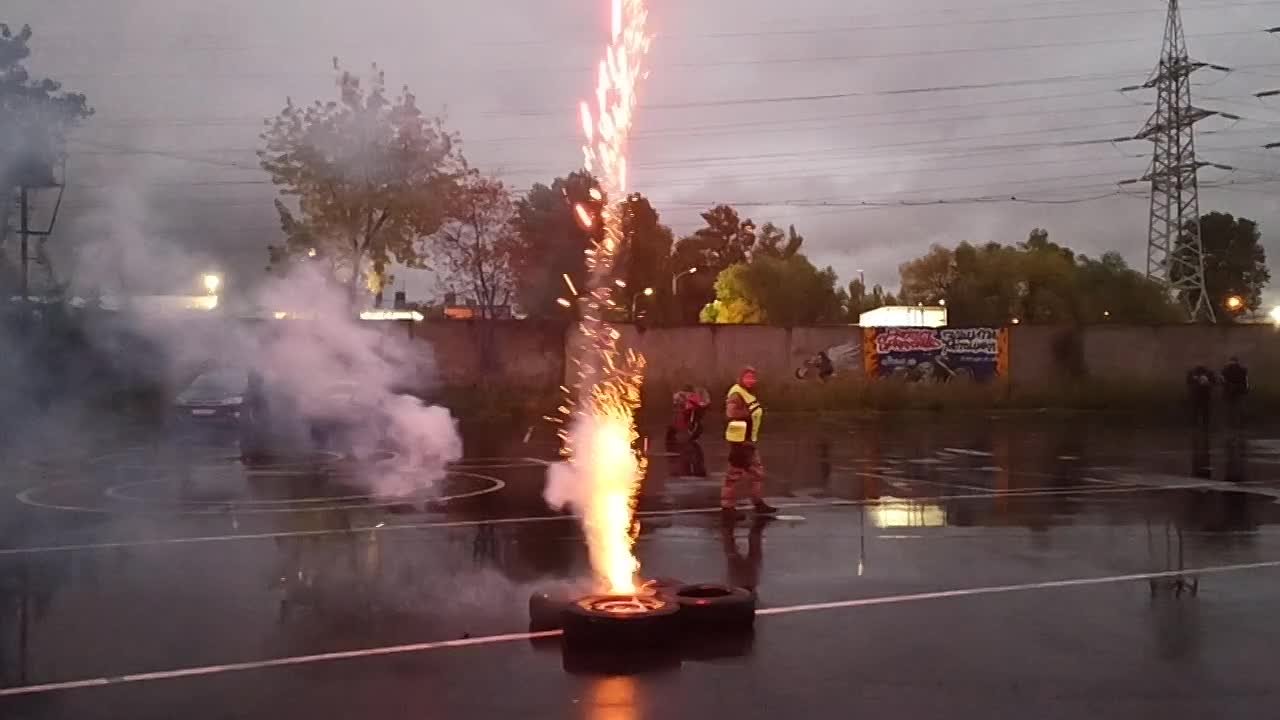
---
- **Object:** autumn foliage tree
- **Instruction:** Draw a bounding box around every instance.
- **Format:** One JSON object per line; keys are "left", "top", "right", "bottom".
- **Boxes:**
{"left": 432, "top": 171, "right": 517, "bottom": 319}
{"left": 670, "top": 205, "right": 758, "bottom": 322}
{"left": 259, "top": 60, "right": 464, "bottom": 304}
{"left": 702, "top": 253, "right": 844, "bottom": 326}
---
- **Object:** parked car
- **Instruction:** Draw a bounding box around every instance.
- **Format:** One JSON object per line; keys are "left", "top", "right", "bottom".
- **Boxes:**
{"left": 239, "top": 372, "right": 386, "bottom": 463}
{"left": 174, "top": 367, "right": 248, "bottom": 425}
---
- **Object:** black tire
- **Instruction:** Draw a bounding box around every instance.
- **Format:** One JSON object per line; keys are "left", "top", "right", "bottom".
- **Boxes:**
{"left": 528, "top": 591, "right": 571, "bottom": 631}
{"left": 639, "top": 576, "right": 685, "bottom": 598}
{"left": 561, "top": 594, "right": 680, "bottom": 651}
{"left": 671, "top": 583, "right": 756, "bottom": 629}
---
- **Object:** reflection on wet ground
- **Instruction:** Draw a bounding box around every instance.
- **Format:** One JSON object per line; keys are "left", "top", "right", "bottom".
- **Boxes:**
{"left": 3, "top": 417, "right": 1280, "bottom": 717}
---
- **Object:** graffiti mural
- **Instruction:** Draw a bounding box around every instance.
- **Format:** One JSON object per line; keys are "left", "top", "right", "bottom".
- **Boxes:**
{"left": 795, "top": 340, "right": 861, "bottom": 381}
{"left": 863, "top": 327, "right": 1008, "bottom": 382}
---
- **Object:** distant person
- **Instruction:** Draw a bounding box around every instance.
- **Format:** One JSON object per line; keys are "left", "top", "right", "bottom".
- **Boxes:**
{"left": 1186, "top": 365, "right": 1216, "bottom": 430}
{"left": 1221, "top": 356, "right": 1250, "bottom": 427}
{"left": 666, "top": 385, "right": 710, "bottom": 446}
{"left": 723, "top": 366, "right": 778, "bottom": 519}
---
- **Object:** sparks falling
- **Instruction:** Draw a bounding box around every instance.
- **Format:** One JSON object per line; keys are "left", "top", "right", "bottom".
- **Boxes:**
{"left": 557, "top": 0, "right": 651, "bottom": 595}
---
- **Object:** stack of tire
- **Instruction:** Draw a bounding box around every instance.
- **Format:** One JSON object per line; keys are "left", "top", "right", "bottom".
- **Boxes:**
{"left": 530, "top": 579, "right": 756, "bottom": 671}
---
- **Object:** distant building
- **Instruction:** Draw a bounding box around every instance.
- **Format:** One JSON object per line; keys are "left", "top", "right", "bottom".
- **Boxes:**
{"left": 859, "top": 305, "right": 947, "bottom": 328}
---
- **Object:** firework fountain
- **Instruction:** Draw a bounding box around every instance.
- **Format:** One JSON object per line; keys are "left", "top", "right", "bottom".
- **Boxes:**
{"left": 544, "top": 0, "right": 652, "bottom": 596}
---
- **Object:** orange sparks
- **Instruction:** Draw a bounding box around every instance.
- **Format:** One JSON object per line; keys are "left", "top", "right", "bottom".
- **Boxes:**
{"left": 561, "top": 0, "right": 651, "bottom": 595}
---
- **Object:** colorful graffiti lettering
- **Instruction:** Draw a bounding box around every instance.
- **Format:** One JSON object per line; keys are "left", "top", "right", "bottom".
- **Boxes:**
{"left": 874, "top": 328, "right": 945, "bottom": 354}
{"left": 939, "top": 328, "right": 998, "bottom": 356}
{"left": 864, "top": 327, "right": 1008, "bottom": 382}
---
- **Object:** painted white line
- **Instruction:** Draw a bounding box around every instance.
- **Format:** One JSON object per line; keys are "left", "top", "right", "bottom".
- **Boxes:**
{"left": 0, "top": 481, "right": 1222, "bottom": 557}
{"left": 4, "top": 559, "right": 1280, "bottom": 697}
{"left": 939, "top": 448, "right": 994, "bottom": 458}
{"left": 846, "top": 469, "right": 1139, "bottom": 496}
{"left": 16, "top": 472, "right": 505, "bottom": 515}
{"left": 0, "top": 630, "right": 563, "bottom": 697}
{"left": 757, "top": 559, "right": 1280, "bottom": 616}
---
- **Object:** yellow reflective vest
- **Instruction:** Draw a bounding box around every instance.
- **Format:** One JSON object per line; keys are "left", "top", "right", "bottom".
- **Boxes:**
{"left": 724, "top": 384, "right": 763, "bottom": 443}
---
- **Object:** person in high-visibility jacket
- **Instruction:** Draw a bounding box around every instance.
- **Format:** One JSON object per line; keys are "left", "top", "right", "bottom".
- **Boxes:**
{"left": 723, "top": 366, "right": 778, "bottom": 518}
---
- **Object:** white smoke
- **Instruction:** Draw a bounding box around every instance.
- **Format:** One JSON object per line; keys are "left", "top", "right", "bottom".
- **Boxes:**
{"left": 252, "top": 264, "right": 463, "bottom": 495}
{"left": 55, "top": 175, "right": 464, "bottom": 498}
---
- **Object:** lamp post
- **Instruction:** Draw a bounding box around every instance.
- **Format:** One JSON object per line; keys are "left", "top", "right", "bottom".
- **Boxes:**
{"left": 202, "top": 273, "right": 223, "bottom": 296}
{"left": 631, "top": 286, "right": 654, "bottom": 320}
{"left": 671, "top": 267, "right": 698, "bottom": 297}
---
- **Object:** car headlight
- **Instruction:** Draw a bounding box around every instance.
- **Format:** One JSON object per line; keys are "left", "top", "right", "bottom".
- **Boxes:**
{"left": 222, "top": 396, "right": 245, "bottom": 406}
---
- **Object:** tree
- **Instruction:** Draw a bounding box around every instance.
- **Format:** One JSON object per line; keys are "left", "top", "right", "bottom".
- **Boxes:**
{"left": 509, "top": 170, "right": 601, "bottom": 319}
{"left": 845, "top": 278, "right": 897, "bottom": 322}
{"left": 701, "top": 253, "right": 845, "bottom": 326}
{"left": 0, "top": 23, "right": 92, "bottom": 293}
{"left": 1016, "top": 229, "right": 1077, "bottom": 323}
{"left": 670, "top": 205, "right": 757, "bottom": 322}
{"left": 754, "top": 222, "right": 804, "bottom": 260}
{"left": 897, "top": 232, "right": 1178, "bottom": 325}
{"left": 1176, "top": 212, "right": 1269, "bottom": 320}
{"left": 614, "top": 193, "right": 674, "bottom": 322}
{"left": 897, "top": 244, "right": 955, "bottom": 305}
{"left": 432, "top": 172, "right": 517, "bottom": 319}
{"left": 259, "top": 60, "right": 463, "bottom": 304}
{"left": 1075, "top": 251, "right": 1181, "bottom": 323}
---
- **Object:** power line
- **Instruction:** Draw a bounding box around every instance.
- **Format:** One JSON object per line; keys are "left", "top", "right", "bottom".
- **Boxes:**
{"left": 462, "top": 0, "right": 1280, "bottom": 47}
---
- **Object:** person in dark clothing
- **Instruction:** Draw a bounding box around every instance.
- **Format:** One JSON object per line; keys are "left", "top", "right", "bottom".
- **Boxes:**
{"left": 1186, "top": 365, "right": 1216, "bottom": 429}
{"left": 1221, "top": 356, "right": 1249, "bottom": 427}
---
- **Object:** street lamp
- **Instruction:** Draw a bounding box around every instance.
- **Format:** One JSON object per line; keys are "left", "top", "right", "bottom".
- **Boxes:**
{"left": 631, "top": 286, "right": 654, "bottom": 320}
{"left": 672, "top": 267, "right": 698, "bottom": 297}
{"left": 1225, "top": 295, "right": 1245, "bottom": 313}
{"left": 202, "top": 273, "right": 222, "bottom": 296}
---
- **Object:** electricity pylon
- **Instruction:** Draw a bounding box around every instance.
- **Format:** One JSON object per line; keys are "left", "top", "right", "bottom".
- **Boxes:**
{"left": 1125, "top": 0, "right": 1231, "bottom": 322}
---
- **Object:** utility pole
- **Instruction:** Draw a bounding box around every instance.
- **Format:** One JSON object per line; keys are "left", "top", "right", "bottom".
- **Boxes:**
{"left": 13, "top": 174, "right": 67, "bottom": 304}
{"left": 19, "top": 187, "right": 29, "bottom": 303}
{"left": 1124, "top": 0, "right": 1233, "bottom": 323}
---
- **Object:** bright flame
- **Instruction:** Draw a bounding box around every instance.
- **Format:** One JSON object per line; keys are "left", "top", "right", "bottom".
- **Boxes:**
{"left": 574, "top": 203, "right": 595, "bottom": 229}
{"left": 559, "top": 0, "right": 651, "bottom": 595}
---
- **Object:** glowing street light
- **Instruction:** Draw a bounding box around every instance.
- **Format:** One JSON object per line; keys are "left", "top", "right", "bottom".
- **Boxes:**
{"left": 202, "top": 273, "right": 222, "bottom": 295}
{"left": 630, "top": 286, "right": 655, "bottom": 320}
{"left": 672, "top": 267, "right": 698, "bottom": 297}
{"left": 1225, "top": 295, "right": 1245, "bottom": 312}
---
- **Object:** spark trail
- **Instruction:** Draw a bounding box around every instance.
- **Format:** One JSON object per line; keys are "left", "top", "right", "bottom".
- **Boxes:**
{"left": 547, "top": 0, "right": 652, "bottom": 595}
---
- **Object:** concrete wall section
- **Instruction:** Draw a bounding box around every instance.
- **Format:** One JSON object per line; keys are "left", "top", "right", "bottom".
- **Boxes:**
{"left": 409, "top": 320, "right": 563, "bottom": 388}
{"left": 413, "top": 320, "right": 1280, "bottom": 392}
{"left": 1080, "top": 324, "right": 1280, "bottom": 382}
{"left": 581, "top": 324, "right": 863, "bottom": 388}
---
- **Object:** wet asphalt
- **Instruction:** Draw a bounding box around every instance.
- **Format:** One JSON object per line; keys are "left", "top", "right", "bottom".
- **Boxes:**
{"left": 2, "top": 416, "right": 1280, "bottom": 719}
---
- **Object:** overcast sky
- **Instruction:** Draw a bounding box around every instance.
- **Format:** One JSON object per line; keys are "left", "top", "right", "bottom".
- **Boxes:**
{"left": 10, "top": 0, "right": 1280, "bottom": 299}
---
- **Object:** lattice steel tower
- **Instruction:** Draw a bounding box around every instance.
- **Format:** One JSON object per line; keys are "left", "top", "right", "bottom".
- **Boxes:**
{"left": 1134, "top": 0, "right": 1216, "bottom": 322}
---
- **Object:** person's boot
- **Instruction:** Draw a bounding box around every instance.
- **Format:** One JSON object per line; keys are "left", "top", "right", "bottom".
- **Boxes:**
{"left": 752, "top": 499, "right": 778, "bottom": 515}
